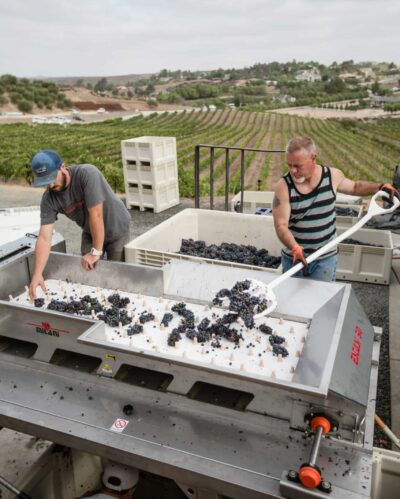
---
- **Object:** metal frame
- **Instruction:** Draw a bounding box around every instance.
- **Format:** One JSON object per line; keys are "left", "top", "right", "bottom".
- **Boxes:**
{"left": 194, "top": 144, "right": 285, "bottom": 210}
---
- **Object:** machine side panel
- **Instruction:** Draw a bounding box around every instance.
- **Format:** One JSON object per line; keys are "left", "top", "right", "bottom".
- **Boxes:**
{"left": 293, "top": 291, "right": 344, "bottom": 389}
{"left": 29, "top": 252, "right": 164, "bottom": 296}
{"left": 329, "top": 289, "right": 374, "bottom": 407}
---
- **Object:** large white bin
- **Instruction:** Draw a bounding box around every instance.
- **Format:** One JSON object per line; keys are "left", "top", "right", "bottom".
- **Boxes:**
{"left": 337, "top": 227, "right": 393, "bottom": 285}
{"left": 125, "top": 209, "right": 283, "bottom": 273}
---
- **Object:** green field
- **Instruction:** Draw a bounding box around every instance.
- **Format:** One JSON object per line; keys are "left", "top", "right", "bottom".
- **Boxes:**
{"left": 0, "top": 110, "right": 399, "bottom": 197}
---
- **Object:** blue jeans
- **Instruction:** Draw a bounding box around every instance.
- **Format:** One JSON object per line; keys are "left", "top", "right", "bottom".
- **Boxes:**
{"left": 281, "top": 253, "right": 337, "bottom": 282}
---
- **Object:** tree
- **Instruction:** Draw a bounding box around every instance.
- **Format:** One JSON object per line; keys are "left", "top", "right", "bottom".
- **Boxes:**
{"left": 17, "top": 99, "right": 33, "bottom": 113}
{"left": 324, "top": 77, "right": 346, "bottom": 94}
{"left": 94, "top": 78, "right": 109, "bottom": 93}
{"left": 371, "top": 80, "right": 381, "bottom": 94}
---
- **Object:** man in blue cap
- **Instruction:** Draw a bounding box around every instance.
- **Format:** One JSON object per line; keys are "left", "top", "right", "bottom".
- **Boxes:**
{"left": 29, "top": 150, "right": 131, "bottom": 300}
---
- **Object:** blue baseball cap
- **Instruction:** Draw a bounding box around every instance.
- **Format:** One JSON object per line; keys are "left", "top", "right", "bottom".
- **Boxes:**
{"left": 32, "top": 150, "right": 63, "bottom": 187}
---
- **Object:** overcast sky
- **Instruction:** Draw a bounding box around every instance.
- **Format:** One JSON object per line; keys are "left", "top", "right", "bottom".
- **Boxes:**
{"left": 0, "top": 0, "right": 399, "bottom": 78}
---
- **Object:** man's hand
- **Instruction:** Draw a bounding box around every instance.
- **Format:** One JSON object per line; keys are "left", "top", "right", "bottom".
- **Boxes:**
{"left": 81, "top": 253, "right": 100, "bottom": 271}
{"left": 29, "top": 274, "right": 47, "bottom": 301}
{"left": 379, "top": 183, "right": 400, "bottom": 204}
{"left": 292, "top": 245, "right": 308, "bottom": 267}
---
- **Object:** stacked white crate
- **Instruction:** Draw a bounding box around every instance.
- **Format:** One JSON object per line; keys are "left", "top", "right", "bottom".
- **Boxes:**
{"left": 121, "top": 136, "right": 180, "bottom": 213}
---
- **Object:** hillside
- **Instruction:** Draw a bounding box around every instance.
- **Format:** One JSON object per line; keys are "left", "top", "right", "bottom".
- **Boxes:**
{"left": 0, "top": 110, "right": 399, "bottom": 197}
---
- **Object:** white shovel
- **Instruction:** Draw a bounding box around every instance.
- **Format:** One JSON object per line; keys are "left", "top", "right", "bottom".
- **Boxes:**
{"left": 248, "top": 191, "right": 400, "bottom": 319}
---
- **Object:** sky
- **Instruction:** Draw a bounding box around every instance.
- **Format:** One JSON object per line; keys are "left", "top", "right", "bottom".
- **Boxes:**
{"left": 0, "top": 0, "right": 399, "bottom": 78}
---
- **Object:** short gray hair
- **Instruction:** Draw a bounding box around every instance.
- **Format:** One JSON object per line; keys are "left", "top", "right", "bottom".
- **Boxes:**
{"left": 286, "top": 136, "right": 316, "bottom": 157}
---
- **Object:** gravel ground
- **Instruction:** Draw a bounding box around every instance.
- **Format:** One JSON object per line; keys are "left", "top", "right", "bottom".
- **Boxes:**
{"left": 352, "top": 283, "right": 391, "bottom": 447}
{"left": 0, "top": 183, "right": 390, "bottom": 447}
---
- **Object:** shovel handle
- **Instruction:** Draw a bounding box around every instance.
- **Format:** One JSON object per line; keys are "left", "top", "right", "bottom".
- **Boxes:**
{"left": 270, "top": 191, "right": 400, "bottom": 290}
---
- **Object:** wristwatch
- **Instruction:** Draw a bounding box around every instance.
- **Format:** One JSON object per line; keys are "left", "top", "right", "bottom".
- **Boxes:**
{"left": 90, "top": 247, "right": 103, "bottom": 256}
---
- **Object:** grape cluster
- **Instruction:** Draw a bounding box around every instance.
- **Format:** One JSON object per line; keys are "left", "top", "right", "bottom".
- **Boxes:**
{"left": 342, "top": 238, "right": 382, "bottom": 247}
{"left": 108, "top": 293, "right": 130, "bottom": 308}
{"left": 34, "top": 298, "right": 45, "bottom": 308}
{"left": 268, "top": 334, "right": 288, "bottom": 357}
{"left": 98, "top": 306, "right": 130, "bottom": 327}
{"left": 272, "top": 344, "right": 289, "bottom": 357}
{"left": 161, "top": 313, "right": 173, "bottom": 327}
{"left": 259, "top": 324, "right": 272, "bottom": 335}
{"left": 139, "top": 312, "right": 155, "bottom": 324}
{"left": 269, "top": 334, "right": 285, "bottom": 346}
{"left": 219, "top": 280, "right": 268, "bottom": 328}
{"left": 47, "top": 295, "right": 103, "bottom": 316}
{"left": 335, "top": 207, "right": 358, "bottom": 217}
{"left": 168, "top": 326, "right": 185, "bottom": 346}
{"left": 179, "top": 239, "right": 281, "bottom": 269}
{"left": 127, "top": 324, "right": 143, "bottom": 336}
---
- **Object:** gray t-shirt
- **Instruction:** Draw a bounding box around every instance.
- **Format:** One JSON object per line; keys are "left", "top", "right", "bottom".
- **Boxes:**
{"left": 40, "top": 164, "right": 130, "bottom": 242}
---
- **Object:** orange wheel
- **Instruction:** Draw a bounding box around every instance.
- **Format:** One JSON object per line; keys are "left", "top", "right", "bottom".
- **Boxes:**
{"left": 310, "top": 416, "right": 331, "bottom": 435}
{"left": 299, "top": 466, "right": 321, "bottom": 488}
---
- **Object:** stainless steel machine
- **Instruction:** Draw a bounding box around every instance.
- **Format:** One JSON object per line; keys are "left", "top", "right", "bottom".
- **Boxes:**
{"left": 0, "top": 238, "right": 381, "bottom": 499}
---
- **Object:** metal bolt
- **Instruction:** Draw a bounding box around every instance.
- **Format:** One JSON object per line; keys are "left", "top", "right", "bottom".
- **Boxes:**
{"left": 338, "top": 411, "right": 344, "bottom": 417}
{"left": 320, "top": 480, "right": 332, "bottom": 492}
{"left": 287, "top": 470, "right": 298, "bottom": 481}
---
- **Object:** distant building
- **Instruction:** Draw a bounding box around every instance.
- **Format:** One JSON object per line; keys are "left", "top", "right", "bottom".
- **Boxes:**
{"left": 273, "top": 94, "right": 296, "bottom": 104}
{"left": 265, "top": 80, "right": 278, "bottom": 86}
{"left": 359, "top": 67, "right": 374, "bottom": 78}
{"left": 371, "top": 96, "right": 400, "bottom": 107}
{"left": 295, "top": 67, "right": 322, "bottom": 82}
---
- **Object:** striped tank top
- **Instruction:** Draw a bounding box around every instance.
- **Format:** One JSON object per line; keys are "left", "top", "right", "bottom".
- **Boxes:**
{"left": 282, "top": 165, "right": 337, "bottom": 259}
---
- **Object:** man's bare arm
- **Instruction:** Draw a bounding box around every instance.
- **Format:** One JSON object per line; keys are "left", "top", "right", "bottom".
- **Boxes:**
{"left": 88, "top": 202, "right": 105, "bottom": 251}
{"left": 81, "top": 202, "right": 105, "bottom": 271}
{"left": 331, "top": 168, "right": 380, "bottom": 196}
{"left": 29, "top": 224, "right": 54, "bottom": 299}
{"left": 272, "top": 180, "right": 298, "bottom": 250}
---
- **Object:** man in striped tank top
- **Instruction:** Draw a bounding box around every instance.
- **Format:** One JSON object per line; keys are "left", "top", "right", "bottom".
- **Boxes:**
{"left": 272, "top": 136, "right": 399, "bottom": 281}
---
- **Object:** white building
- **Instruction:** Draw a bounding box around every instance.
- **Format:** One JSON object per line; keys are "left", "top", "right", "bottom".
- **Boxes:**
{"left": 295, "top": 67, "right": 322, "bottom": 82}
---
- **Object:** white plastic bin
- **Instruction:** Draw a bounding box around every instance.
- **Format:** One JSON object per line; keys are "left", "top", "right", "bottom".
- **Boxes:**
{"left": 124, "top": 158, "right": 177, "bottom": 185}
{"left": 230, "top": 191, "right": 274, "bottom": 213}
{"left": 337, "top": 227, "right": 393, "bottom": 285}
{"left": 121, "top": 136, "right": 176, "bottom": 164}
{"left": 336, "top": 193, "right": 362, "bottom": 205}
{"left": 335, "top": 203, "right": 363, "bottom": 227}
{"left": 125, "top": 209, "right": 283, "bottom": 273}
{"left": 371, "top": 448, "right": 400, "bottom": 499}
{"left": 126, "top": 179, "right": 179, "bottom": 213}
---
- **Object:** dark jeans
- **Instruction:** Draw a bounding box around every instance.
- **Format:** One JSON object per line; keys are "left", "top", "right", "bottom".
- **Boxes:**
{"left": 81, "top": 232, "right": 130, "bottom": 262}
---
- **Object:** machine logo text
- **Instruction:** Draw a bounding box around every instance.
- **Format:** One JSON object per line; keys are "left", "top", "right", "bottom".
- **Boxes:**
{"left": 350, "top": 325, "right": 363, "bottom": 366}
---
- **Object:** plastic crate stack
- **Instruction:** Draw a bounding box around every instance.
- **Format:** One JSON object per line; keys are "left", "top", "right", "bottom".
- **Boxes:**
{"left": 121, "top": 136, "right": 180, "bottom": 213}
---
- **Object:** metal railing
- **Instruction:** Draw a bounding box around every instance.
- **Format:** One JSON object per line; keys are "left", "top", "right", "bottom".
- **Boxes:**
{"left": 194, "top": 144, "right": 285, "bottom": 211}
